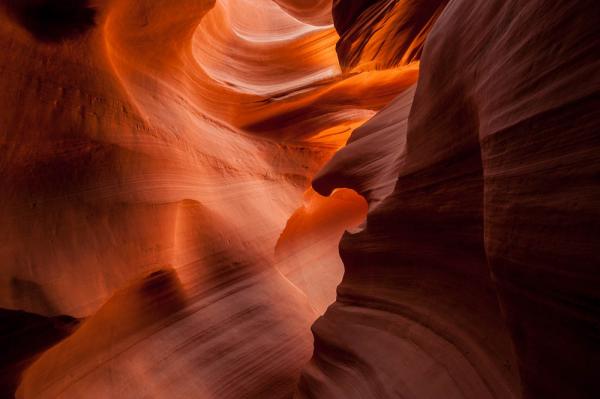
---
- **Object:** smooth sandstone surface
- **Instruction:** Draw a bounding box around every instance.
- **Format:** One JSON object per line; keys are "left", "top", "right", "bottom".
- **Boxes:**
{"left": 332, "top": 0, "right": 449, "bottom": 72}
{"left": 0, "top": 1, "right": 390, "bottom": 397}
{"left": 1, "top": 0, "right": 598, "bottom": 398}
{"left": 304, "top": 1, "right": 599, "bottom": 398}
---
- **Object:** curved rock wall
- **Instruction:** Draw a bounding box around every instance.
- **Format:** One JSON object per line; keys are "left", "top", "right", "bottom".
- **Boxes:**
{"left": 302, "top": 1, "right": 600, "bottom": 398}
{"left": 332, "top": 0, "right": 449, "bottom": 72}
{"left": 0, "top": 0, "right": 406, "bottom": 397}
{"left": 1, "top": 0, "right": 598, "bottom": 398}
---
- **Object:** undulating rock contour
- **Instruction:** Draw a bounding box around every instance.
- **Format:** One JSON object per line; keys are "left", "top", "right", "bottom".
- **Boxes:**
{"left": 303, "top": 1, "right": 599, "bottom": 398}
{"left": 1, "top": 1, "right": 598, "bottom": 398}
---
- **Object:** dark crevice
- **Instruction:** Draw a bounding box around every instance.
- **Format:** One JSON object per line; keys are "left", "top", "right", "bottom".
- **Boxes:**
{"left": 0, "top": 308, "right": 79, "bottom": 399}
{"left": 4, "top": 0, "right": 96, "bottom": 42}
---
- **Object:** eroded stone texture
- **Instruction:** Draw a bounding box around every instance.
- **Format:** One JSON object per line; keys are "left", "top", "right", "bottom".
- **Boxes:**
{"left": 1, "top": 0, "right": 598, "bottom": 398}
{"left": 301, "top": 1, "right": 600, "bottom": 398}
{"left": 0, "top": 1, "right": 388, "bottom": 397}
{"left": 332, "top": 0, "right": 449, "bottom": 72}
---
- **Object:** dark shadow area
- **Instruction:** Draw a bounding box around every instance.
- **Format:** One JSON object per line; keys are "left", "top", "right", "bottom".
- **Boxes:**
{"left": 3, "top": 0, "right": 96, "bottom": 42}
{"left": 0, "top": 308, "right": 79, "bottom": 399}
{"left": 139, "top": 268, "right": 187, "bottom": 317}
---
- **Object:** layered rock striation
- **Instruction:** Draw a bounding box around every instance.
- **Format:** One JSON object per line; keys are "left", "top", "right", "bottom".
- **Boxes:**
{"left": 301, "top": 1, "right": 600, "bottom": 398}
{"left": 1, "top": 0, "right": 598, "bottom": 398}
{"left": 0, "top": 0, "right": 400, "bottom": 397}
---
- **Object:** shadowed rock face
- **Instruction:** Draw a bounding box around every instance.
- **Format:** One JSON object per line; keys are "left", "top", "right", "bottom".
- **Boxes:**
{"left": 332, "top": 0, "right": 449, "bottom": 72}
{"left": 1, "top": 0, "right": 598, "bottom": 398}
{"left": 0, "top": 309, "right": 79, "bottom": 399}
{"left": 0, "top": 0, "right": 397, "bottom": 397}
{"left": 303, "top": 0, "right": 600, "bottom": 398}
{"left": 3, "top": 0, "right": 96, "bottom": 42}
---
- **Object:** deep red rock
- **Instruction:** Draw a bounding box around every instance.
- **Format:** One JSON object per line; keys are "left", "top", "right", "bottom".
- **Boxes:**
{"left": 302, "top": 0, "right": 600, "bottom": 398}
{"left": 1, "top": 0, "right": 598, "bottom": 398}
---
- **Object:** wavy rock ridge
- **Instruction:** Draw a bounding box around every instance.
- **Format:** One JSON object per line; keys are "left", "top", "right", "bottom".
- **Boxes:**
{"left": 304, "top": 0, "right": 600, "bottom": 398}
{"left": 0, "top": 1, "right": 391, "bottom": 397}
{"left": 1, "top": 0, "right": 598, "bottom": 398}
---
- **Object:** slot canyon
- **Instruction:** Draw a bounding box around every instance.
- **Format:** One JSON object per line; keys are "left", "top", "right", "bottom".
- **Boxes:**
{"left": 0, "top": 1, "right": 598, "bottom": 398}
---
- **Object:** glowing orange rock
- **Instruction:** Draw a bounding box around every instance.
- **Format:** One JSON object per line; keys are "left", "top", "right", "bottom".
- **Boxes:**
{"left": 276, "top": 188, "right": 367, "bottom": 313}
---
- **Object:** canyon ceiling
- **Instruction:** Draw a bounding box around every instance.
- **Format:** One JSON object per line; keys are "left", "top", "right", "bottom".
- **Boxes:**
{"left": 0, "top": 1, "right": 598, "bottom": 398}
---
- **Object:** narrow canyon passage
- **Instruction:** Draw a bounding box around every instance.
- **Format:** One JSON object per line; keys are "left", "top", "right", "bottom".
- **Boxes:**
{"left": 1, "top": 1, "right": 417, "bottom": 397}
{"left": 1, "top": 1, "right": 598, "bottom": 399}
